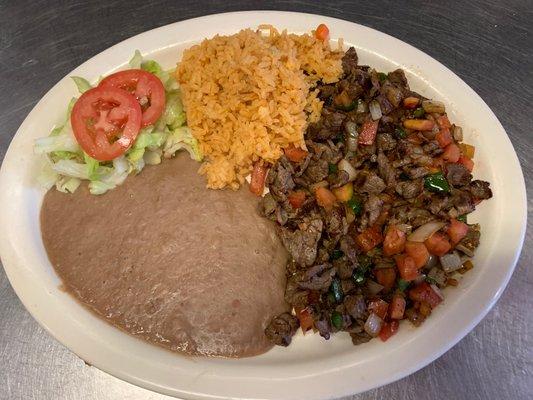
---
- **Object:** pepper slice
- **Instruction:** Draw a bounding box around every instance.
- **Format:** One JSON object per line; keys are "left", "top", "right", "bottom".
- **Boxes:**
{"left": 424, "top": 172, "right": 450, "bottom": 193}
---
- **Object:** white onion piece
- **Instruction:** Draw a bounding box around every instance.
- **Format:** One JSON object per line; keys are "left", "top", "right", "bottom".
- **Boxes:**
{"left": 366, "top": 279, "right": 384, "bottom": 295}
{"left": 425, "top": 254, "right": 438, "bottom": 269}
{"left": 439, "top": 251, "right": 463, "bottom": 273}
{"left": 408, "top": 221, "right": 446, "bottom": 242}
{"left": 430, "top": 284, "right": 445, "bottom": 301}
{"left": 357, "top": 100, "right": 367, "bottom": 113}
{"left": 338, "top": 159, "right": 357, "bottom": 181}
{"left": 369, "top": 100, "right": 382, "bottom": 120}
{"left": 364, "top": 313, "right": 383, "bottom": 337}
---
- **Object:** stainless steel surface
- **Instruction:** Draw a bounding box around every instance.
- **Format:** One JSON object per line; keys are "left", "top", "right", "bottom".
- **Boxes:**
{"left": 0, "top": 1, "right": 531, "bottom": 399}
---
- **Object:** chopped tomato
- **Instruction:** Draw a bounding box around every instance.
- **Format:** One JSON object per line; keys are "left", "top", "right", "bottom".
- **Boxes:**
{"left": 296, "top": 307, "right": 314, "bottom": 334}
{"left": 447, "top": 218, "right": 469, "bottom": 245}
{"left": 435, "top": 127, "right": 452, "bottom": 148}
{"left": 71, "top": 86, "right": 142, "bottom": 161}
{"left": 409, "top": 282, "right": 442, "bottom": 308}
{"left": 403, "top": 97, "right": 419, "bottom": 109}
{"left": 379, "top": 320, "right": 399, "bottom": 342}
{"left": 374, "top": 268, "right": 396, "bottom": 290}
{"left": 395, "top": 254, "right": 419, "bottom": 281}
{"left": 284, "top": 145, "right": 308, "bottom": 163}
{"left": 436, "top": 115, "right": 452, "bottom": 129}
{"left": 424, "top": 232, "right": 451, "bottom": 256}
{"left": 368, "top": 299, "right": 389, "bottom": 320}
{"left": 458, "top": 155, "right": 474, "bottom": 172}
{"left": 98, "top": 69, "right": 165, "bottom": 127}
{"left": 315, "top": 24, "right": 329, "bottom": 41}
{"left": 442, "top": 143, "right": 461, "bottom": 163}
{"left": 356, "top": 226, "right": 383, "bottom": 252}
{"left": 287, "top": 191, "right": 306, "bottom": 209}
{"left": 249, "top": 163, "right": 268, "bottom": 196}
{"left": 383, "top": 225, "right": 406, "bottom": 256}
{"left": 315, "top": 187, "right": 337, "bottom": 210}
{"left": 404, "top": 241, "right": 430, "bottom": 268}
{"left": 359, "top": 120, "right": 379, "bottom": 145}
{"left": 403, "top": 119, "right": 434, "bottom": 131}
{"left": 390, "top": 295, "right": 406, "bottom": 319}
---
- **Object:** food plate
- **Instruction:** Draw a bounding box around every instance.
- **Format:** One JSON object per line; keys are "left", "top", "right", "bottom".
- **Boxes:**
{"left": 0, "top": 11, "right": 526, "bottom": 399}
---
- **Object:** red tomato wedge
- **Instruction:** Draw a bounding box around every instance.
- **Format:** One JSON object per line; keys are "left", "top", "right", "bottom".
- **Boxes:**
{"left": 315, "top": 24, "right": 329, "bottom": 41}
{"left": 395, "top": 254, "right": 419, "bottom": 281}
{"left": 356, "top": 226, "right": 383, "bottom": 252}
{"left": 249, "top": 163, "right": 269, "bottom": 196}
{"left": 359, "top": 120, "right": 379, "bottom": 145}
{"left": 442, "top": 143, "right": 461, "bottom": 163}
{"left": 447, "top": 218, "right": 469, "bottom": 245}
{"left": 409, "top": 282, "right": 443, "bottom": 308}
{"left": 71, "top": 86, "right": 142, "bottom": 161}
{"left": 424, "top": 232, "right": 451, "bottom": 256}
{"left": 284, "top": 145, "right": 308, "bottom": 163}
{"left": 368, "top": 299, "right": 389, "bottom": 320}
{"left": 288, "top": 190, "right": 306, "bottom": 209}
{"left": 383, "top": 225, "right": 406, "bottom": 256}
{"left": 374, "top": 268, "right": 396, "bottom": 290}
{"left": 99, "top": 69, "right": 166, "bottom": 127}
{"left": 458, "top": 155, "right": 474, "bottom": 172}
{"left": 404, "top": 241, "right": 430, "bottom": 268}
{"left": 379, "top": 320, "right": 399, "bottom": 342}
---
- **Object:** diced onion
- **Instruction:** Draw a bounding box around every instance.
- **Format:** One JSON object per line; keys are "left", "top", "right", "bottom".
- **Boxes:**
{"left": 357, "top": 100, "right": 367, "bottom": 113}
{"left": 430, "top": 284, "right": 445, "bottom": 301}
{"left": 366, "top": 279, "right": 384, "bottom": 295}
{"left": 369, "top": 100, "right": 382, "bottom": 120}
{"left": 439, "top": 251, "right": 463, "bottom": 273}
{"left": 364, "top": 313, "right": 383, "bottom": 337}
{"left": 455, "top": 244, "right": 474, "bottom": 257}
{"left": 453, "top": 125, "right": 463, "bottom": 141}
{"left": 338, "top": 159, "right": 357, "bottom": 182}
{"left": 408, "top": 221, "right": 446, "bottom": 242}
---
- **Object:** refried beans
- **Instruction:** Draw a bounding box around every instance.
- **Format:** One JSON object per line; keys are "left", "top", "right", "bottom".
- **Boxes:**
{"left": 40, "top": 152, "right": 289, "bottom": 357}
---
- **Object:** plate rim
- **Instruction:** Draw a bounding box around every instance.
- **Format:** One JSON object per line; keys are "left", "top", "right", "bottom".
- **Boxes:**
{"left": 0, "top": 10, "right": 527, "bottom": 400}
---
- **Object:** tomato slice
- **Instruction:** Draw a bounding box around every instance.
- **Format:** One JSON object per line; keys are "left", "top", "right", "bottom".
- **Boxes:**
{"left": 98, "top": 69, "right": 165, "bottom": 127}
{"left": 71, "top": 86, "right": 142, "bottom": 161}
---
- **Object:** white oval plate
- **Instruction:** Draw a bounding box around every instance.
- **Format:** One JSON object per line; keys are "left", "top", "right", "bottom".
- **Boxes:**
{"left": 0, "top": 11, "right": 527, "bottom": 400}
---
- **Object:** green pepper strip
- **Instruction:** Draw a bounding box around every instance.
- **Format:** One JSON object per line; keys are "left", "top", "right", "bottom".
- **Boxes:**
{"left": 331, "top": 311, "right": 343, "bottom": 329}
{"left": 330, "top": 278, "right": 344, "bottom": 303}
{"left": 424, "top": 172, "right": 450, "bottom": 193}
{"left": 347, "top": 197, "right": 363, "bottom": 215}
{"left": 413, "top": 107, "right": 425, "bottom": 118}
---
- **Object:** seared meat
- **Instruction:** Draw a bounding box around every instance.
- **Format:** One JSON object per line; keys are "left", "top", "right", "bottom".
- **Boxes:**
{"left": 395, "top": 179, "right": 423, "bottom": 199}
{"left": 468, "top": 180, "right": 493, "bottom": 199}
{"left": 360, "top": 172, "right": 386, "bottom": 194}
{"left": 279, "top": 217, "right": 323, "bottom": 267}
{"left": 344, "top": 294, "right": 367, "bottom": 319}
{"left": 342, "top": 47, "right": 358, "bottom": 74}
{"left": 297, "top": 263, "right": 336, "bottom": 291}
{"left": 377, "top": 133, "right": 397, "bottom": 152}
{"left": 446, "top": 163, "right": 472, "bottom": 187}
{"left": 263, "top": 46, "right": 492, "bottom": 348}
{"left": 360, "top": 194, "right": 383, "bottom": 229}
{"left": 265, "top": 313, "right": 299, "bottom": 346}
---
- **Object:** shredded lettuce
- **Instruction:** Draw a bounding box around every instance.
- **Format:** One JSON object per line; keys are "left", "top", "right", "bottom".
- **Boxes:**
{"left": 129, "top": 50, "right": 143, "bottom": 69}
{"left": 71, "top": 77, "right": 92, "bottom": 94}
{"left": 35, "top": 50, "right": 202, "bottom": 195}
